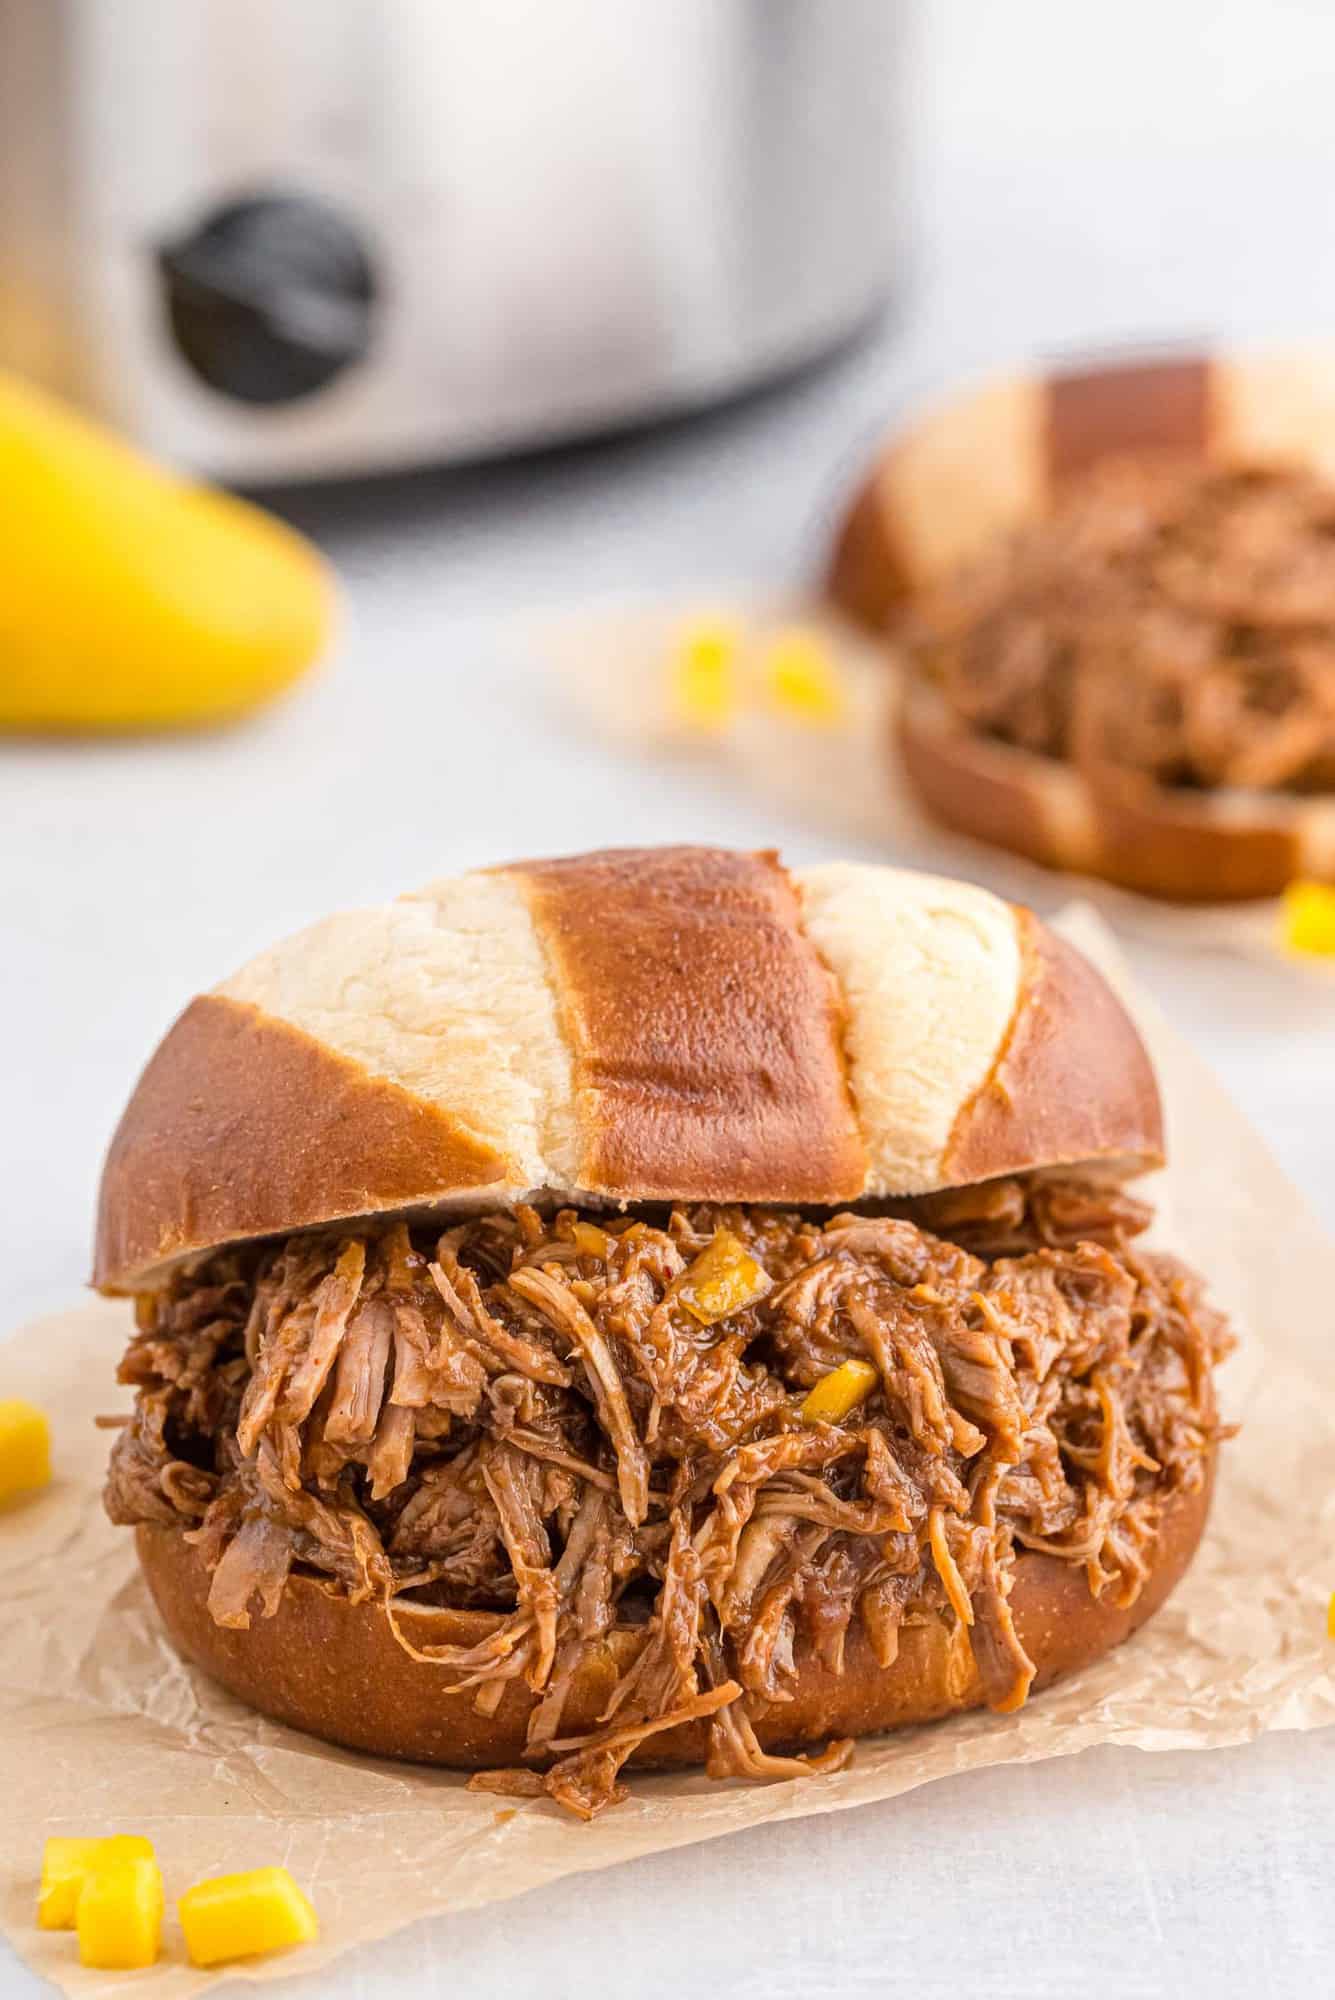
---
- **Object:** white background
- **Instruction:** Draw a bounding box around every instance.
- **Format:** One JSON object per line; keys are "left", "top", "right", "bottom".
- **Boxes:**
{"left": 4, "top": 2, "right": 1335, "bottom": 1993}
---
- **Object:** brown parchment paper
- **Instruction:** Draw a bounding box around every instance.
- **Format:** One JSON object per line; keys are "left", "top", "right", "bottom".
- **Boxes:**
{"left": 542, "top": 596, "right": 1335, "bottom": 980}
{"left": 3, "top": 910, "right": 1335, "bottom": 1998}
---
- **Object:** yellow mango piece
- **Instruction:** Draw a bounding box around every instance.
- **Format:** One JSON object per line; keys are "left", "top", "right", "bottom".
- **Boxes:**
{"left": 1280, "top": 879, "right": 1335, "bottom": 958}
{"left": 668, "top": 617, "right": 741, "bottom": 731}
{"left": 678, "top": 1230, "right": 772, "bottom": 1326}
{"left": 0, "top": 372, "right": 333, "bottom": 731}
{"left": 179, "top": 1866, "right": 319, "bottom": 1968}
{"left": 761, "top": 627, "right": 846, "bottom": 726}
{"left": 1327, "top": 1591, "right": 1335, "bottom": 1640}
{"left": 801, "top": 1358, "right": 879, "bottom": 1425}
{"left": 76, "top": 1856, "right": 163, "bottom": 1970}
{"left": 39, "top": 1836, "right": 154, "bottom": 1930}
{"left": 0, "top": 1399, "right": 51, "bottom": 1507}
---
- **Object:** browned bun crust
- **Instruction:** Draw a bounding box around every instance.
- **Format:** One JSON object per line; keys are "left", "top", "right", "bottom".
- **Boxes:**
{"left": 93, "top": 848, "right": 1163, "bottom": 1294}
{"left": 899, "top": 683, "right": 1327, "bottom": 904}
{"left": 92, "top": 996, "right": 511, "bottom": 1297}
{"left": 829, "top": 351, "right": 1335, "bottom": 902}
{"left": 133, "top": 1463, "right": 1211, "bottom": 1771}
{"left": 826, "top": 473, "right": 917, "bottom": 634}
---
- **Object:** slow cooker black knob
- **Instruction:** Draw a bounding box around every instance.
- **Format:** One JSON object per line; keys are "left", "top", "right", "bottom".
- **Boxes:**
{"left": 158, "top": 194, "right": 377, "bottom": 406}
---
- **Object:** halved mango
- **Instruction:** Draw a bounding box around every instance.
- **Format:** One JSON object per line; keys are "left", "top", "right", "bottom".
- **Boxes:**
{"left": 0, "top": 372, "right": 333, "bottom": 731}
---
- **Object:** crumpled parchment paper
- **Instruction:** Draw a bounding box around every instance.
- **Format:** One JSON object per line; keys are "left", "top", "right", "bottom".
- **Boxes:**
{"left": 3, "top": 911, "right": 1334, "bottom": 1998}
{"left": 542, "top": 596, "right": 1335, "bottom": 978}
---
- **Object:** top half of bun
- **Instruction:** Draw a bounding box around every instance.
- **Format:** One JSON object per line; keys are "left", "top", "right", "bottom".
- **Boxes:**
{"left": 827, "top": 346, "right": 1335, "bottom": 627}
{"left": 92, "top": 846, "right": 1162, "bottom": 1293}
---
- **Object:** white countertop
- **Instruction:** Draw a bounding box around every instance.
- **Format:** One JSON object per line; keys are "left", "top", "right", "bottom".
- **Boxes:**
{"left": 5, "top": 2, "right": 1335, "bottom": 1993}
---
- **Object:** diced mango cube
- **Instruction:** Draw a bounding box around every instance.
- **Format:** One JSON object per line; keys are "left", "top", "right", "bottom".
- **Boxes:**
{"left": 77, "top": 1856, "right": 163, "bottom": 1970}
{"left": 40, "top": 1839, "right": 106, "bottom": 1931}
{"left": 762, "top": 627, "right": 846, "bottom": 726}
{"left": 571, "top": 1221, "right": 612, "bottom": 1259}
{"left": 678, "top": 1230, "right": 773, "bottom": 1326}
{"left": 179, "top": 1866, "right": 319, "bottom": 1968}
{"left": 1281, "top": 879, "right": 1335, "bottom": 957}
{"left": 668, "top": 618, "right": 741, "bottom": 732}
{"left": 1327, "top": 1590, "right": 1335, "bottom": 1640}
{"left": 801, "top": 1358, "right": 879, "bottom": 1425}
{"left": 40, "top": 1835, "right": 154, "bottom": 1930}
{"left": 0, "top": 1399, "right": 50, "bottom": 1506}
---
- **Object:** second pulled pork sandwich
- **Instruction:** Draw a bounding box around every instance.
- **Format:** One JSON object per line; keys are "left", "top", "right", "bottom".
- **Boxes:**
{"left": 829, "top": 353, "right": 1335, "bottom": 901}
{"left": 96, "top": 846, "right": 1231, "bottom": 1818}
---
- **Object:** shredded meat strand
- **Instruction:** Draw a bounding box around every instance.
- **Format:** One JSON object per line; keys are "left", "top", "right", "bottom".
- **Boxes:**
{"left": 105, "top": 1178, "right": 1231, "bottom": 1818}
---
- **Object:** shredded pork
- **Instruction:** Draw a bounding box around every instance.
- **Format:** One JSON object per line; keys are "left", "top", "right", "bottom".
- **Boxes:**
{"left": 903, "top": 457, "right": 1335, "bottom": 793}
{"left": 105, "top": 1179, "right": 1231, "bottom": 1818}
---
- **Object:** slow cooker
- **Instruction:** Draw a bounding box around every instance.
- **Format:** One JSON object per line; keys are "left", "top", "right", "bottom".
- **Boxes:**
{"left": 0, "top": 0, "right": 910, "bottom": 481}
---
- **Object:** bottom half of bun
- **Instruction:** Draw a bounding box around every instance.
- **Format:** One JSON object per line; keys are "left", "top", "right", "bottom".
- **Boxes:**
{"left": 135, "top": 1462, "right": 1212, "bottom": 1772}
{"left": 898, "top": 682, "right": 1335, "bottom": 903}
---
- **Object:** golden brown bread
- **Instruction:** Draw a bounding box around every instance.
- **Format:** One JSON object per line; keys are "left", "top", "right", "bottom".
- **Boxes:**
{"left": 517, "top": 847, "right": 867, "bottom": 1203}
{"left": 134, "top": 1463, "right": 1211, "bottom": 1770}
{"left": 93, "top": 848, "right": 1163, "bottom": 1291}
{"left": 828, "top": 351, "right": 1335, "bottom": 901}
{"left": 897, "top": 683, "right": 1335, "bottom": 903}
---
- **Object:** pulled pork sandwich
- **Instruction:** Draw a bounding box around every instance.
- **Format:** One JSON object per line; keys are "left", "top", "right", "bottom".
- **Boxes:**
{"left": 829, "top": 352, "right": 1335, "bottom": 900}
{"left": 96, "top": 846, "right": 1232, "bottom": 1819}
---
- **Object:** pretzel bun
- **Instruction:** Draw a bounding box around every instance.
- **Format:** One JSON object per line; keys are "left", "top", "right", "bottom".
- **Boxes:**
{"left": 93, "top": 846, "right": 1161, "bottom": 1292}
{"left": 134, "top": 1463, "right": 1211, "bottom": 1769}
{"left": 828, "top": 350, "right": 1335, "bottom": 901}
